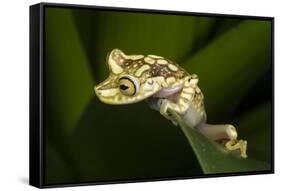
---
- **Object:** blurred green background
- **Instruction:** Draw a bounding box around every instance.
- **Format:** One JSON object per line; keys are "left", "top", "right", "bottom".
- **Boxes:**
{"left": 44, "top": 6, "right": 272, "bottom": 185}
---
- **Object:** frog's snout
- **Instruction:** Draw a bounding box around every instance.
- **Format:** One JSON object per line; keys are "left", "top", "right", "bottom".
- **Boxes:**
{"left": 94, "top": 85, "right": 102, "bottom": 97}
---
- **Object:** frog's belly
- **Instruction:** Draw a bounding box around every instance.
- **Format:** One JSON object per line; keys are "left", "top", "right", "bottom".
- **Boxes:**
{"left": 180, "top": 104, "right": 205, "bottom": 128}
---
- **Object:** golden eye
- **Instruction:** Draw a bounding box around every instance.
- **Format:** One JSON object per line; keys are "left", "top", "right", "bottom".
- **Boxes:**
{"left": 119, "top": 76, "right": 139, "bottom": 96}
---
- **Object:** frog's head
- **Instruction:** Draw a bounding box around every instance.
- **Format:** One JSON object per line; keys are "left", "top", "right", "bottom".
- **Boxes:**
{"left": 94, "top": 49, "right": 163, "bottom": 104}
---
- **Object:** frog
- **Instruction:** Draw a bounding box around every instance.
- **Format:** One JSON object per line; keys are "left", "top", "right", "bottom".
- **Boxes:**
{"left": 94, "top": 49, "right": 247, "bottom": 158}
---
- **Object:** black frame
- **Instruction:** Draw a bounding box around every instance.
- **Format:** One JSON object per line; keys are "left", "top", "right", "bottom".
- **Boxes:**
{"left": 30, "top": 2, "right": 275, "bottom": 188}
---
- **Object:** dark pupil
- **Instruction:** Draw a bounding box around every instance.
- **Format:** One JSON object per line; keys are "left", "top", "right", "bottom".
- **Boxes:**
{"left": 120, "top": 84, "right": 129, "bottom": 90}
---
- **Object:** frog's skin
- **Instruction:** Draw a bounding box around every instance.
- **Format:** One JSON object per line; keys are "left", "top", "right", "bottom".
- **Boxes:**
{"left": 95, "top": 49, "right": 247, "bottom": 158}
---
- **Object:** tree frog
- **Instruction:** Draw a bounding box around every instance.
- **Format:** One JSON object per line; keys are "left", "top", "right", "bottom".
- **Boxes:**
{"left": 95, "top": 49, "right": 247, "bottom": 158}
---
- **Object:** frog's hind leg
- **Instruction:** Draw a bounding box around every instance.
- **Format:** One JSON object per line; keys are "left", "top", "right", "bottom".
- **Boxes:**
{"left": 196, "top": 123, "right": 247, "bottom": 158}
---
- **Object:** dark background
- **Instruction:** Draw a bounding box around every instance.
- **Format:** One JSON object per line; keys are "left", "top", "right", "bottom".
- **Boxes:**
{"left": 44, "top": 6, "right": 272, "bottom": 185}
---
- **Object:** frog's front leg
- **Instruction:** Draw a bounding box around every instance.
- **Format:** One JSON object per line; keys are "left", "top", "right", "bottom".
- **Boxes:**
{"left": 160, "top": 99, "right": 189, "bottom": 120}
{"left": 159, "top": 99, "right": 186, "bottom": 126}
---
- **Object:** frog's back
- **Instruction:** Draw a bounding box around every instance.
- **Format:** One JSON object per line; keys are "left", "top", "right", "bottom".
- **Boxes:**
{"left": 143, "top": 55, "right": 188, "bottom": 80}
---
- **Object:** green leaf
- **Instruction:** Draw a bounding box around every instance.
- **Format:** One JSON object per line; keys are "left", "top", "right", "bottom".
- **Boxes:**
{"left": 172, "top": 111, "right": 271, "bottom": 174}
{"left": 45, "top": 144, "right": 76, "bottom": 184}
{"left": 183, "top": 20, "right": 272, "bottom": 121}
{"left": 67, "top": 98, "right": 202, "bottom": 181}
{"left": 191, "top": 17, "right": 242, "bottom": 55}
{"left": 45, "top": 8, "right": 94, "bottom": 133}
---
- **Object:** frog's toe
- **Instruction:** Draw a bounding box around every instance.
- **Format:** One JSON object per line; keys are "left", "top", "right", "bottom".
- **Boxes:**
{"left": 225, "top": 139, "right": 248, "bottom": 158}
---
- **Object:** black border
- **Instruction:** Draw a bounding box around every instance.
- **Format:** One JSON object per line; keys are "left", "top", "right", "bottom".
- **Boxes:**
{"left": 29, "top": 3, "right": 44, "bottom": 188}
{"left": 29, "top": 2, "right": 275, "bottom": 189}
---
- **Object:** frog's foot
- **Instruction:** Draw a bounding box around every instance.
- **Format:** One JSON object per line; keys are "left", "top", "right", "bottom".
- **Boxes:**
{"left": 197, "top": 123, "right": 247, "bottom": 158}
{"left": 225, "top": 139, "right": 248, "bottom": 158}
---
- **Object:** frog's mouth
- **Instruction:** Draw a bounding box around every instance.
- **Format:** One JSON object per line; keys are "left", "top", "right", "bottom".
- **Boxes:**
{"left": 94, "top": 75, "right": 167, "bottom": 105}
{"left": 94, "top": 82, "right": 161, "bottom": 105}
{"left": 94, "top": 86, "right": 151, "bottom": 105}
{"left": 94, "top": 76, "right": 124, "bottom": 104}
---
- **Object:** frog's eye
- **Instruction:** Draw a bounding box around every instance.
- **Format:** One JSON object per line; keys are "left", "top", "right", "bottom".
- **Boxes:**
{"left": 118, "top": 76, "right": 139, "bottom": 96}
